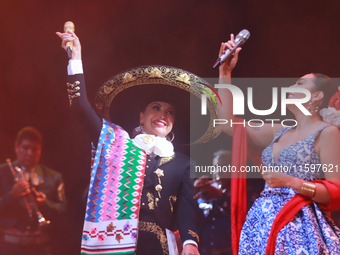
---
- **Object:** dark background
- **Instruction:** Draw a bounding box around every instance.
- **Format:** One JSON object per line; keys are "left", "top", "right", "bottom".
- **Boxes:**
{"left": 1, "top": 0, "right": 340, "bottom": 253}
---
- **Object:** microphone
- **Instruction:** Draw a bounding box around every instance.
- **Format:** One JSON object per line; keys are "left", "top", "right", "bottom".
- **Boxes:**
{"left": 213, "top": 29, "right": 250, "bottom": 68}
{"left": 64, "top": 21, "right": 75, "bottom": 59}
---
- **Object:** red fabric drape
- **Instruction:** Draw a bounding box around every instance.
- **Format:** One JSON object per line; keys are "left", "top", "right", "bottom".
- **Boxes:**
{"left": 314, "top": 180, "right": 340, "bottom": 211}
{"left": 264, "top": 194, "right": 312, "bottom": 255}
{"left": 265, "top": 180, "right": 340, "bottom": 255}
{"left": 230, "top": 119, "right": 262, "bottom": 255}
{"left": 230, "top": 122, "right": 247, "bottom": 255}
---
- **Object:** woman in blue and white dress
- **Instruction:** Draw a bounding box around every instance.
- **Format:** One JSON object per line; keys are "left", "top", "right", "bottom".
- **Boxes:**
{"left": 217, "top": 34, "right": 340, "bottom": 254}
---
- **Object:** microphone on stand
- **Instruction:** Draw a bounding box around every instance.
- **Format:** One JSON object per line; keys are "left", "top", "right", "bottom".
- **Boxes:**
{"left": 64, "top": 21, "right": 75, "bottom": 59}
{"left": 213, "top": 29, "right": 250, "bottom": 68}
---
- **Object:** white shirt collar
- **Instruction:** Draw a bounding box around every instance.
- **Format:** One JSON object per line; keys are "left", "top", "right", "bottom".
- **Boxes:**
{"left": 132, "top": 134, "right": 174, "bottom": 157}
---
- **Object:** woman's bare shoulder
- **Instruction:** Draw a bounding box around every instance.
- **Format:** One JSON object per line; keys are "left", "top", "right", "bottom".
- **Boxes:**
{"left": 319, "top": 124, "right": 340, "bottom": 139}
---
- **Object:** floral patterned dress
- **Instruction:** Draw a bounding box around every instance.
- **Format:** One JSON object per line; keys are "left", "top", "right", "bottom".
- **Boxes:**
{"left": 239, "top": 125, "right": 340, "bottom": 254}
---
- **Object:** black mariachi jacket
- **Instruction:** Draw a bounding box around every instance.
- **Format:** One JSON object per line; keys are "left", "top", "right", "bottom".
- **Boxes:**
{"left": 67, "top": 73, "right": 199, "bottom": 245}
{"left": 141, "top": 153, "right": 198, "bottom": 244}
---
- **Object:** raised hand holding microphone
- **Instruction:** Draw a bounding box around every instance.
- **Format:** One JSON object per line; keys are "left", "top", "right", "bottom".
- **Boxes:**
{"left": 213, "top": 29, "right": 250, "bottom": 69}
{"left": 56, "top": 21, "right": 81, "bottom": 60}
{"left": 64, "top": 21, "right": 75, "bottom": 58}
{"left": 217, "top": 33, "right": 244, "bottom": 77}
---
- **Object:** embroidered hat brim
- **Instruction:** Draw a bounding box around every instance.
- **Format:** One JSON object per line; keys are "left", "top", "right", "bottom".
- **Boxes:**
{"left": 94, "top": 65, "right": 220, "bottom": 145}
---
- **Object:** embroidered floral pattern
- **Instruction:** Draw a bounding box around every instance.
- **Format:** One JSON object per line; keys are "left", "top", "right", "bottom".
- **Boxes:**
{"left": 239, "top": 126, "right": 340, "bottom": 254}
{"left": 98, "top": 234, "right": 105, "bottom": 241}
{"left": 159, "top": 155, "right": 174, "bottom": 166}
{"left": 147, "top": 192, "right": 155, "bottom": 210}
{"left": 188, "top": 230, "right": 199, "bottom": 243}
{"left": 107, "top": 222, "right": 116, "bottom": 232}
{"left": 116, "top": 234, "right": 123, "bottom": 243}
{"left": 123, "top": 222, "right": 131, "bottom": 231}
{"left": 138, "top": 221, "right": 169, "bottom": 255}
{"left": 83, "top": 221, "right": 138, "bottom": 245}
{"left": 131, "top": 232, "right": 137, "bottom": 242}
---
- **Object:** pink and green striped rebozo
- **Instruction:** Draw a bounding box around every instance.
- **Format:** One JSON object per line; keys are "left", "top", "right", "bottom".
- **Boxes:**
{"left": 81, "top": 119, "right": 147, "bottom": 255}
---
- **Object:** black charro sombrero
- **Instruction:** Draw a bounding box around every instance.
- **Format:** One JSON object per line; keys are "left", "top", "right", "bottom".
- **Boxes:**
{"left": 94, "top": 65, "right": 220, "bottom": 146}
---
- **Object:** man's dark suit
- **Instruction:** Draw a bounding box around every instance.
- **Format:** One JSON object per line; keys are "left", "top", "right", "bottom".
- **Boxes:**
{"left": 0, "top": 162, "right": 67, "bottom": 254}
{"left": 140, "top": 152, "right": 198, "bottom": 243}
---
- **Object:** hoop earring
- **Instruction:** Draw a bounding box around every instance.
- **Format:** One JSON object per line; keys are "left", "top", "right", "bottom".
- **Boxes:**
{"left": 308, "top": 102, "right": 319, "bottom": 114}
{"left": 167, "top": 131, "right": 175, "bottom": 142}
{"left": 138, "top": 124, "right": 144, "bottom": 133}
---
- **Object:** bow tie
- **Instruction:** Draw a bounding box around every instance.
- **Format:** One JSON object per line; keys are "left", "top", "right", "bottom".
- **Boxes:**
{"left": 133, "top": 134, "right": 174, "bottom": 157}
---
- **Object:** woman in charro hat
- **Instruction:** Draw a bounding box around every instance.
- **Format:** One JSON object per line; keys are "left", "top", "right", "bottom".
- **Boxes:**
{"left": 217, "top": 34, "right": 340, "bottom": 254}
{"left": 56, "top": 29, "right": 204, "bottom": 255}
